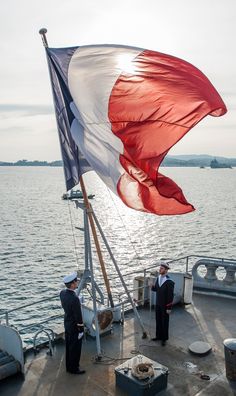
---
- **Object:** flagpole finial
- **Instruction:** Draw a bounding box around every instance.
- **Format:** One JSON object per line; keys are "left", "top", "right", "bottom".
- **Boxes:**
{"left": 39, "top": 28, "right": 48, "bottom": 48}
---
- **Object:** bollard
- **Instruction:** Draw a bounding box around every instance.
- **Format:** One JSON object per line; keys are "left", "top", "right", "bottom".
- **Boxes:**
{"left": 223, "top": 338, "right": 236, "bottom": 381}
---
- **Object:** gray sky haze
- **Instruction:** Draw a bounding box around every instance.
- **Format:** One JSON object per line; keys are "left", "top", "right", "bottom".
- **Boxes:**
{"left": 0, "top": 0, "right": 235, "bottom": 161}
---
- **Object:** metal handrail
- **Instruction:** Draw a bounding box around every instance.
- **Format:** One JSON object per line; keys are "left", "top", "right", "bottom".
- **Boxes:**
{"left": 33, "top": 328, "right": 55, "bottom": 356}
{"left": 0, "top": 294, "right": 60, "bottom": 326}
{"left": 1, "top": 284, "right": 144, "bottom": 331}
{"left": 106, "top": 255, "right": 236, "bottom": 283}
{"left": 1, "top": 294, "right": 59, "bottom": 316}
{"left": 75, "top": 254, "right": 236, "bottom": 296}
{"left": 19, "top": 314, "right": 64, "bottom": 333}
{"left": 144, "top": 254, "right": 236, "bottom": 273}
{"left": 117, "top": 254, "right": 236, "bottom": 309}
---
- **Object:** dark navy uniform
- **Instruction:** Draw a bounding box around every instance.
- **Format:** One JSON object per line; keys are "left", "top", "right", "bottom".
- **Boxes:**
{"left": 60, "top": 289, "right": 83, "bottom": 373}
{"left": 151, "top": 275, "right": 175, "bottom": 341}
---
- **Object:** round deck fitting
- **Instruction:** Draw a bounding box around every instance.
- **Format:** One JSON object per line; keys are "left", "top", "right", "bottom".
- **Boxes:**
{"left": 189, "top": 341, "right": 212, "bottom": 356}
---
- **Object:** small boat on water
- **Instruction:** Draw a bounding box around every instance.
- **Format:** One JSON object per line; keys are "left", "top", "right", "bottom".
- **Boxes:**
{"left": 62, "top": 189, "right": 95, "bottom": 200}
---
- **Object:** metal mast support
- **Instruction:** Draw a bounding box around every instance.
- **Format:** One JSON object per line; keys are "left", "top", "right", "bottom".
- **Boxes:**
{"left": 75, "top": 202, "right": 103, "bottom": 359}
{"left": 80, "top": 177, "right": 114, "bottom": 308}
{"left": 84, "top": 209, "right": 102, "bottom": 358}
{"left": 76, "top": 206, "right": 104, "bottom": 304}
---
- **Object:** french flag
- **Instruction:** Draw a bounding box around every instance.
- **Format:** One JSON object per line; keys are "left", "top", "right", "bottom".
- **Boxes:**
{"left": 46, "top": 45, "right": 227, "bottom": 215}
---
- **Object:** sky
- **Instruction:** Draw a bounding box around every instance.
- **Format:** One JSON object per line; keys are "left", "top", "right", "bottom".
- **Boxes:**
{"left": 0, "top": 0, "right": 235, "bottom": 162}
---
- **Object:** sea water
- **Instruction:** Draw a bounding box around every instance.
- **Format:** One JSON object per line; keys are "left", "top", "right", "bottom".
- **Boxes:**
{"left": 0, "top": 166, "right": 235, "bottom": 340}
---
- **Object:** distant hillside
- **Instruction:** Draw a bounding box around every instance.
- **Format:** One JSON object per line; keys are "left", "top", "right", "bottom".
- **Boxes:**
{"left": 0, "top": 155, "right": 235, "bottom": 167}
{"left": 162, "top": 155, "right": 236, "bottom": 167}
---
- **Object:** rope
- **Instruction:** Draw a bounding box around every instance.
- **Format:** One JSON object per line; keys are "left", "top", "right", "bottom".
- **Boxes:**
{"left": 131, "top": 362, "right": 154, "bottom": 380}
{"left": 91, "top": 349, "right": 132, "bottom": 365}
{"left": 91, "top": 343, "right": 160, "bottom": 365}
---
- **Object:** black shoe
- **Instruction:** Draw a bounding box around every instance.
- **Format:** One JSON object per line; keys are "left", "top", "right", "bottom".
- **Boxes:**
{"left": 151, "top": 337, "right": 160, "bottom": 341}
{"left": 161, "top": 340, "right": 166, "bottom": 346}
{"left": 76, "top": 369, "right": 86, "bottom": 375}
{"left": 68, "top": 369, "right": 86, "bottom": 375}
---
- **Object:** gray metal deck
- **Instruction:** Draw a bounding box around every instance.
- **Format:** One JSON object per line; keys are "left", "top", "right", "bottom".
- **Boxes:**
{"left": 0, "top": 293, "right": 236, "bottom": 396}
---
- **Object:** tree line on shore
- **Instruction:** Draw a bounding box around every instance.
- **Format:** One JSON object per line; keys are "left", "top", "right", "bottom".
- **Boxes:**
{"left": 0, "top": 159, "right": 62, "bottom": 167}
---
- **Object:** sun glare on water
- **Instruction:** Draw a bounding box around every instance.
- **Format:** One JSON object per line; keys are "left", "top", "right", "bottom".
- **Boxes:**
{"left": 116, "top": 53, "right": 137, "bottom": 74}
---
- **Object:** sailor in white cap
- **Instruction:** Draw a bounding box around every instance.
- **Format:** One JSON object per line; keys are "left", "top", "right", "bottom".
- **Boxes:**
{"left": 60, "top": 272, "right": 85, "bottom": 374}
{"left": 63, "top": 272, "right": 78, "bottom": 284}
{"left": 150, "top": 262, "right": 175, "bottom": 346}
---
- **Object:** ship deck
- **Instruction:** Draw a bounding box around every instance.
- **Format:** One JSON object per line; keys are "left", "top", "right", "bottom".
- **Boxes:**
{"left": 1, "top": 293, "right": 236, "bottom": 396}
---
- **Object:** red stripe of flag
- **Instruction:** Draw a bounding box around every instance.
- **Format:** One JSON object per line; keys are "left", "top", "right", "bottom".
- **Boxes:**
{"left": 108, "top": 50, "right": 227, "bottom": 215}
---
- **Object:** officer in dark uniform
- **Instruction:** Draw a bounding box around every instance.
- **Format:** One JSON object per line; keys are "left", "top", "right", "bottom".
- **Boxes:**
{"left": 60, "top": 272, "right": 85, "bottom": 374}
{"left": 150, "top": 263, "right": 175, "bottom": 346}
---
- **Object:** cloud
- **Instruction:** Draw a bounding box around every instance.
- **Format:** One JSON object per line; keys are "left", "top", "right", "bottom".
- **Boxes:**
{"left": 0, "top": 104, "right": 53, "bottom": 118}
{"left": 0, "top": 112, "right": 61, "bottom": 162}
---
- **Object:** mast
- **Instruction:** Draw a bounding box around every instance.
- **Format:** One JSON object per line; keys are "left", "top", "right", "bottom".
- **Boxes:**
{"left": 79, "top": 177, "right": 114, "bottom": 307}
{"left": 39, "top": 28, "right": 48, "bottom": 48}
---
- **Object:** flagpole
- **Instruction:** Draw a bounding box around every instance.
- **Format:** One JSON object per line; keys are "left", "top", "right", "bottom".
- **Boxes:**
{"left": 39, "top": 28, "right": 48, "bottom": 48}
{"left": 79, "top": 176, "right": 114, "bottom": 308}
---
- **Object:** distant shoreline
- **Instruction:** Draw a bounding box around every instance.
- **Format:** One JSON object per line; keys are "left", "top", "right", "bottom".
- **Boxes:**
{"left": 0, "top": 160, "right": 62, "bottom": 167}
{"left": 0, "top": 155, "right": 235, "bottom": 168}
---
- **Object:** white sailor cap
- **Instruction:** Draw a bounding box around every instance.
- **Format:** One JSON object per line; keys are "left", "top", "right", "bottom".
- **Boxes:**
{"left": 63, "top": 272, "right": 78, "bottom": 284}
{"left": 159, "top": 262, "right": 170, "bottom": 270}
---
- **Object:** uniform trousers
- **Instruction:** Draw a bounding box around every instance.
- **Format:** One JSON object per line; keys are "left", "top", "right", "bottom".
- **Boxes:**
{"left": 155, "top": 305, "right": 169, "bottom": 341}
{"left": 65, "top": 330, "right": 82, "bottom": 373}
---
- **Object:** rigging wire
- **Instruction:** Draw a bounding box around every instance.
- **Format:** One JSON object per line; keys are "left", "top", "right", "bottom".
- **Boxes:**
{"left": 105, "top": 187, "right": 144, "bottom": 268}
{"left": 66, "top": 199, "right": 80, "bottom": 267}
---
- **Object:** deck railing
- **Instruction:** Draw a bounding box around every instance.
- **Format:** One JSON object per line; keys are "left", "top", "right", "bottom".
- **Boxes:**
{"left": 1, "top": 255, "right": 236, "bottom": 346}
{"left": 143, "top": 255, "right": 236, "bottom": 296}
